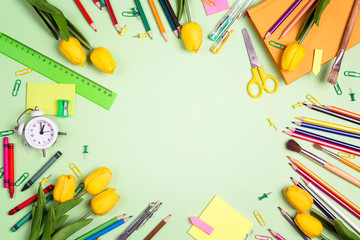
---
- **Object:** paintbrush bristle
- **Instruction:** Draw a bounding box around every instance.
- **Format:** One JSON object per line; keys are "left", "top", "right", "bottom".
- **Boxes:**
{"left": 327, "top": 69, "right": 339, "bottom": 85}
{"left": 313, "top": 143, "right": 323, "bottom": 151}
{"left": 286, "top": 140, "right": 302, "bottom": 153}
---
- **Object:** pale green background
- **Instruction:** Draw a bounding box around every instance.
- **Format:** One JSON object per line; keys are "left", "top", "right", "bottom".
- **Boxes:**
{"left": 1, "top": 0, "right": 360, "bottom": 239}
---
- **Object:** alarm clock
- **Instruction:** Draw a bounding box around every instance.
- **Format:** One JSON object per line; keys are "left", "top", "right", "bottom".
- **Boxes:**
{"left": 15, "top": 106, "right": 66, "bottom": 157}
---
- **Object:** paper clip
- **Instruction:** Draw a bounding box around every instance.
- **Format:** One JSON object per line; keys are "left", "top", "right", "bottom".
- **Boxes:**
{"left": 15, "top": 172, "right": 29, "bottom": 187}
{"left": 344, "top": 71, "right": 360, "bottom": 78}
{"left": 15, "top": 68, "right": 33, "bottom": 76}
{"left": 338, "top": 151, "right": 355, "bottom": 159}
{"left": 255, "top": 235, "right": 273, "bottom": 240}
{"left": 22, "top": 139, "right": 32, "bottom": 155}
{"left": 306, "top": 94, "right": 322, "bottom": 107}
{"left": 98, "top": 0, "right": 106, "bottom": 7}
{"left": 203, "top": 0, "right": 216, "bottom": 7}
{"left": 12, "top": 79, "right": 21, "bottom": 96}
{"left": 69, "top": 163, "right": 83, "bottom": 178}
{"left": 74, "top": 183, "right": 85, "bottom": 197}
{"left": 269, "top": 41, "right": 286, "bottom": 50}
{"left": 0, "top": 167, "right": 4, "bottom": 179}
{"left": 334, "top": 83, "right": 342, "bottom": 95}
{"left": 122, "top": 7, "right": 139, "bottom": 17}
{"left": 0, "top": 130, "right": 14, "bottom": 137}
{"left": 253, "top": 210, "right": 265, "bottom": 226}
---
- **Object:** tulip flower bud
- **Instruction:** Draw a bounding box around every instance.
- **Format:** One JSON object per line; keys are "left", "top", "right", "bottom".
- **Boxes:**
{"left": 91, "top": 188, "right": 120, "bottom": 216}
{"left": 53, "top": 175, "right": 76, "bottom": 203}
{"left": 90, "top": 47, "right": 117, "bottom": 74}
{"left": 284, "top": 185, "right": 313, "bottom": 212}
{"left": 295, "top": 212, "right": 323, "bottom": 238}
{"left": 84, "top": 167, "right": 112, "bottom": 195}
{"left": 281, "top": 43, "right": 305, "bottom": 71}
{"left": 181, "top": 22, "right": 203, "bottom": 53}
{"left": 59, "top": 37, "right": 86, "bottom": 67}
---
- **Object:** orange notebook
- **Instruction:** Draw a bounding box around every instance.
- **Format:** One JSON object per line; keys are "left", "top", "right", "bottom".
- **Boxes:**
{"left": 247, "top": 0, "right": 360, "bottom": 85}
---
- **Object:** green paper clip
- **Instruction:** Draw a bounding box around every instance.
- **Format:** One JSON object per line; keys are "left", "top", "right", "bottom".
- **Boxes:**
{"left": 98, "top": 0, "right": 106, "bottom": 7}
{"left": 0, "top": 130, "right": 14, "bottom": 137}
{"left": 344, "top": 71, "right": 360, "bottom": 78}
{"left": 334, "top": 83, "right": 342, "bottom": 95}
{"left": 15, "top": 172, "right": 29, "bottom": 187}
{"left": 12, "top": 79, "right": 21, "bottom": 96}
{"left": 0, "top": 167, "right": 4, "bottom": 179}
{"left": 122, "top": 7, "right": 140, "bottom": 17}
{"left": 58, "top": 99, "right": 69, "bottom": 118}
{"left": 74, "top": 183, "right": 85, "bottom": 197}
{"left": 269, "top": 41, "right": 286, "bottom": 50}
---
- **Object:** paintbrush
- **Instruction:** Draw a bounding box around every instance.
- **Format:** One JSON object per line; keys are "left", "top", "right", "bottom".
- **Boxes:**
{"left": 327, "top": 0, "right": 360, "bottom": 85}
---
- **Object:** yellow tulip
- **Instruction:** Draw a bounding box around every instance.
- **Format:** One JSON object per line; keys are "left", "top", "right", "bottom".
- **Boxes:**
{"left": 284, "top": 185, "right": 313, "bottom": 212}
{"left": 53, "top": 175, "right": 76, "bottom": 203}
{"left": 181, "top": 22, "right": 203, "bottom": 53}
{"left": 295, "top": 212, "right": 323, "bottom": 238}
{"left": 59, "top": 37, "right": 86, "bottom": 67}
{"left": 281, "top": 42, "right": 305, "bottom": 71}
{"left": 84, "top": 167, "right": 112, "bottom": 195}
{"left": 90, "top": 47, "right": 116, "bottom": 74}
{"left": 91, "top": 188, "right": 120, "bottom": 216}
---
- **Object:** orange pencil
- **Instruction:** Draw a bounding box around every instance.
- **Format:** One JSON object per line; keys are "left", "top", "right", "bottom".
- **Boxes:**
{"left": 323, "top": 105, "right": 360, "bottom": 121}
{"left": 148, "top": 0, "right": 167, "bottom": 41}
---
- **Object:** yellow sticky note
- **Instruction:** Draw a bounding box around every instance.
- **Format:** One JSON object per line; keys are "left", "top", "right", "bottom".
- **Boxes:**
{"left": 26, "top": 83, "right": 76, "bottom": 116}
{"left": 188, "top": 195, "right": 253, "bottom": 240}
{"left": 312, "top": 49, "right": 323, "bottom": 76}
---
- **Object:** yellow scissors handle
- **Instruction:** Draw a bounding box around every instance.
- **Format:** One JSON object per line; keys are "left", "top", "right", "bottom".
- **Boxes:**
{"left": 247, "top": 68, "right": 263, "bottom": 98}
{"left": 257, "top": 66, "right": 279, "bottom": 94}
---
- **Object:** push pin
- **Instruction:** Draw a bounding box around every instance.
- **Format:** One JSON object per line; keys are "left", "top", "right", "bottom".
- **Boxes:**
{"left": 350, "top": 88, "right": 356, "bottom": 101}
{"left": 83, "top": 145, "right": 89, "bottom": 160}
{"left": 267, "top": 118, "right": 277, "bottom": 131}
{"left": 120, "top": 25, "right": 127, "bottom": 36}
{"left": 41, "top": 174, "right": 52, "bottom": 186}
{"left": 259, "top": 192, "right": 272, "bottom": 200}
{"left": 133, "top": 33, "right": 148, "bottom": 38}
{"left": 292, "top": 102, "right": 302, "bottom": 109}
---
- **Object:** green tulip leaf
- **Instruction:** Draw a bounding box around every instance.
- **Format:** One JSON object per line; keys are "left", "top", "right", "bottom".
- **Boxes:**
{"left": 51, "top": 12, "right": 69, "bottom": 41}
{"left": 25, "top": 0, "right": 61, "bottom": 15}
{"left": 310, "top": 209, "right": 337, "bottom": 234}
{"left": 334, "top": 218, "right": 360, "bottom": 240}
{"left": 41, "top": 206, "right": 55, "bottom": 240}
{"left": 28, "top": 184, "right": 46, "bottom": 240}
{"left": 54, "top": 215, "right": 69, "bottom": 233}
{"left": 32, "top": 7, "right": 59, "bottom": 40}
{"left": 177, "top": 0, "right": 185, "bottom": 21}
{"left": 51, "top": 219, "right": 93, "bottom": 240}
{"left": 314, "top": 0, "right": 330, "bottom": 26}
{"left": 296, "top": 8, "right": 316, "bottom": 42}
{"left": 66, "top": 18, "right": 90, "bottom": 46}
{"left": 54, "top": 198, "right": 84, "bottom": 219}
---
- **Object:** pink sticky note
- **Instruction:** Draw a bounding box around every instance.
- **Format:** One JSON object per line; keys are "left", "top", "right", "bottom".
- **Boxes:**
{"left": 202, "top": 0, "right": 230, "bottom": 16}
{"left": 190, "top": 217, "right": 214, "bottom": 235}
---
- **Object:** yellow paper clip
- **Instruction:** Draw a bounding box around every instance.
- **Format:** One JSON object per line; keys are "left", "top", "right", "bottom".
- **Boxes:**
{"left": 293, "top": 102, "right": 302, "bottom": 109}
{"left": 253, "top": 210, "right": 265, "bottom": 226}
{"left": 255, "top": 235, "right": 273, "bottom": 240}
{"left": 41, "top": 174, "right": 52, "bottom": 186}
{"left": 203, "top": 0, "right": 215, "bottom": 7}
{"left": 15, "top": 68, "right": 33, "bottom": 76}
{"left": 133, "top": 33, "right": 148, "bottom": 38}
{"left": 306, "top": 94, "right": 321, "bottom": 107}
{"left": 69, "top": 163, "right": 83, "bottom": 178}
{"left": 267, "top": 118, "right": 277, "bottom": 130}
{"left": 338, "top": 151, "right": 355, "bottom": 159}
{"left": 120, "top": 25, "right": 127, "bottom": 36}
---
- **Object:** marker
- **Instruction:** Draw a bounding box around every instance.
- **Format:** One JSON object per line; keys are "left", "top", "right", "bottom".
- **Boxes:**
{"left": 8, "top": 143, "right": 14, "bottom": 198}
{"left": 3, "top": 137, "right": 9, "bottom": 188}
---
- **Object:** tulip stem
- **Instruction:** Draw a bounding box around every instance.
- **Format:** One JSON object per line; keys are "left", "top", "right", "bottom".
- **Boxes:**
{"left": 79, "top": 210, "right": 93, "bottom": 220}
{"left": 184, "top": 0, "right": 192, "bottom": 22}
{"left": 68, "top": 28, "right": 94, "bottom": 51}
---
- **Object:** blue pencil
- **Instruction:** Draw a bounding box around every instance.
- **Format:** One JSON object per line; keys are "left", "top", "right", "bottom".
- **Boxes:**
{"left": 86, "top": 217, "right": 132, "bottom": 240}
{"left": 159, "top": 0, "right": 178, "bottom": 37}
{"left": 294, "top": 122, "right": 360, "bottom": 140}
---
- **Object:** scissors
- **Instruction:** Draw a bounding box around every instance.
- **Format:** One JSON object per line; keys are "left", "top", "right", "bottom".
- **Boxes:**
{"left": 242, "top": 28, "right": 279, "bottom": 98}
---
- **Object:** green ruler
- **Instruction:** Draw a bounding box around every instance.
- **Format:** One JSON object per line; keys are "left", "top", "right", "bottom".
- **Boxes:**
{"left": 0, "top": 32, "right": 117, "bottom": 110}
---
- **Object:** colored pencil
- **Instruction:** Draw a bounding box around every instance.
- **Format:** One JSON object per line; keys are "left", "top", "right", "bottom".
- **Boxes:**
{"left": 11, "top": 194, "right": 53, "bottom": 232}
{"left": 21, "top": 151, "right": 62, "bottom": 192}
{"left": 159, "top": 0, "right": 178, "bottom": 37}
{"left": 148, "top": 0, "right": 168, "bottom": 41}
{"left": 9, "top": 185, "right": 54, "bottom": 215}
{"left": 75, "top": 215, "right": 125, "bottom": 240}
{"left": 269, "top": 228, "right": 287, "bottom": 240}
{"left": 291, "top": 177, "right": 335, "bottom": 220}
{"left": 278, "top": 207, "right": 310, "bottom": 240}
{"left": 3, "top": 137, "right": 9, "bottom": 188}
{"left": 104, "top": 0, "right": 120, "bottom": 33}
{"left": 280, "top": 0, "right": 317, "bottom": 39}
{"left": 264, "top": 0, "right": 303, "bottom": 40}
{"left": 303, "top": 178, "right": 360, "bottom": 235}
{"left": 304, "top": 104, "right": 360, "bottom": 125}
{"left": 289, "top": 157, "right": 360, "bottom": 217}
{"left": 284, "top": 131, "right": 360, "bottom": 156}
{"left": 144, "top": 214, "right": 171, "bottom": 240}
{"left": 74, "top": 0, "right": 97, "bottom": 32}
{"left": 8, "top": 143, "right": 14, "bottom": 198}
{"left": 163, "top": 0, "right": 181, "bottom": 33}
{"left": 134, "top": 0, "right": 153, "bottom": 39}
{"left": 294, "top": 122, "right": 360, "bottom": 140}
{"left": 288, "top": 127, "right": 360, "bottom": 152}
{"left": 86, "top": 217, "right": 132, "bottom": 240}
{"left": 93, "top": 0, "right": 102, "bottom": 10}
{"left": 324, "top": 105, "right": 360, "bottom": 121}
{"left": 297, "top": 117, "right": 360, "bottom": 135}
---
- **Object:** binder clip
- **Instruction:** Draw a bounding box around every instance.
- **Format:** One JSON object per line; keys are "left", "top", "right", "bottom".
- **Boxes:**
{"left": 58, "top": 99, "right": 69, "bottom": 118}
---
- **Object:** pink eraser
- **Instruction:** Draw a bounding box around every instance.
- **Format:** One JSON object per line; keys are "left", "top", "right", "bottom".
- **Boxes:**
{"left": 190, "top": 217, "right": 214, "bottom": 235}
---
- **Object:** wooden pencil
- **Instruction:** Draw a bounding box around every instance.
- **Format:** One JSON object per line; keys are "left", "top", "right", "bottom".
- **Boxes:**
{"left": 296, "top": 117, "right": 360, "bottom": 135}
{"left": 304, "top": 104, "right": 360, "bottom": 125}
{"left": 163, "top": 0, "right": 181, "bottom": 33}
{"left": 144, "top": 214, "right": 171, "bottom": 240}
{"left": 323, "top": 105, "right": 360, "bottom": 120}
{"left": 148, "top": 0, "right": 168, "bottom": 41}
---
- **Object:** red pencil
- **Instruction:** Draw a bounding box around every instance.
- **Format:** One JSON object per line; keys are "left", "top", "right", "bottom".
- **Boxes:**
{"left": 9, "top": 185, "right": 54, "bottom": 215}
{"left": 8, "top": 143, "right": 14, "bottom": 198}
{"left": 323, "top": 105, "right": 360, "bottom": 121}
{"left": 74, "top": 0, "right": 97, "bottom": 32}
{"left": 104, "top": 0, "right": 120, "bottom": 34}
{"left": 93, "top": 0, "right": 102, "bottom": 10}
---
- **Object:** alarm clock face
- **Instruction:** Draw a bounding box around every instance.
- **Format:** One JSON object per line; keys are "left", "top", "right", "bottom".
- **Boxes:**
{"left": 24, "top": 117, "right": 58, "bottom": 149}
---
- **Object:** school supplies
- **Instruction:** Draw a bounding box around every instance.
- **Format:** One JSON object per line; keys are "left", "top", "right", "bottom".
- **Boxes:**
{"left": 345, "top": 70, "right": 360, "bottom": 77}
{"left": 3, "top": 137, "right": 9, "bottom": 188}
{"left": 0, "top": 33, "right": 117, "bottom": 110}
{"left": 8, "top": 143, "right": 14, "bottom": 198}
{"left": 278, "top": 207, "right": 310, "bottom": 240}
{"left": 120, "top": 25, "right": 127, "bottom": 36}
{"left": 21, "top": 151, "right": 62, "bottom": 192}
{"left": 135, "top": 0, "right": 152, "bottom": 39}
{"left": 189, "top": 217, "right": 213, "bottom": 235}
{"left": 267, "top": 118, "right": 278, "bottom": 130}
{"left": 86, "top": 217, "right": 132, "bottom": 240}
{"left": 159, "top": 0, "right": 178, "bottom": 37}
{"left": 247, "top": 0, "right": 360, "bottom": 84}
{"left": 148, "top": 0, "right": 167, "bottom": 41}
{"left": 93, "top": 0, "right": 102, "bottom": 10}
{"left": 9, "top": 185, "right": 54, "bottom": 215}
{"left": 74, "top": 0, "right": 97, "bottom": 31}
{"left": 145, "top": 214, "right": 171, "bottom": 240}
{"left": 12, "top": 79, "right": 21, "bottom": 96}
{"left": 312, "top": 49, "right": 323, "bottom": 76}
{"left": 69, "top": 163, "right": 83, "bottom": 178}
{"left": 15, "top": 172, "right": 29, "bottom": 187}
{"left": 304, "top": 104, "right": 360, "bottom": 125}
{"left": 297, "top": 117, "right": 360, "bottom": 135}
{"left": 163, "top": 0, "right": 181, "bottom": 33}
{"left": 0, "top": 130, "right": 14, "bottom": 137}
{"left": 323, "top": 105, "right": 360, "bottom": 120}
{"left": 334, "top": 83, "right": 342, "bottom": 95}
{"left": 41, "top": 174, "right": 52, "bottom": 186}
{"left": 259, "top": 192, "right": 271, "bottom": 200}
{"left": 188, "top": 195, "right": 253, "bottom": 240}
{"left": 104, "top": 0, "right": 120, "bottom": 33}
{"left": 269, "top": 229, "right": 286, "bottom": 240}
{"left": 202, "top": 0, "right": 229, "bottom": 16}
{"left": 83, "top": 145, "right": 89, "bottom": 159}
{"left": 327, "top": 0, "right": 360, "bottom": 85}
{"left": 15, "top": 67, "right": 32, "bottom": 76}
{"left": 133, "top": 33, "right": 149, "bottom": 38}
{"left": 293, "top": 102, "right": 302, "bottom": 109}
{"left": 242, "top": 28, "right": 279, "bottom": 98}
{"left": 253, "top": 210, "right": 265, "bottom": 226}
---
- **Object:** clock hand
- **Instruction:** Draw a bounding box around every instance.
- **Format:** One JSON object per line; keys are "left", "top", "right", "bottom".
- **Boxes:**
{"left": 39, "top": 122, "right": 45, "bottom": 135}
